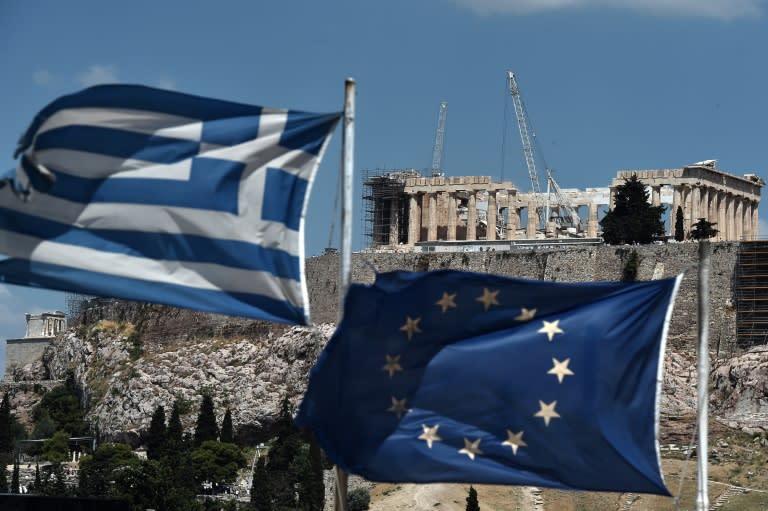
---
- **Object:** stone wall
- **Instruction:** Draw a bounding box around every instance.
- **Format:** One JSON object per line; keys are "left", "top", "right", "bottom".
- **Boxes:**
{"left": 306, "top": 242, "right": 740, "bottom": 354}
{"left": 5, "top": 338, "right": 52, "bottom": 376}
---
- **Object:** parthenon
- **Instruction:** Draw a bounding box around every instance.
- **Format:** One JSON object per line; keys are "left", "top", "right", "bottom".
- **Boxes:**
{"left": 362, "top": 162, "right": 763, "bottom": 250}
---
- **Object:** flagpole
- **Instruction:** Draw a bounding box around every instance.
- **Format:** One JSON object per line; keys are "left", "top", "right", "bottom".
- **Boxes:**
{"left": 334, "top": 77, "right": 355, "bottom": 511}
{"left": 696, "top": 240, "right": 711, "bottom": 511}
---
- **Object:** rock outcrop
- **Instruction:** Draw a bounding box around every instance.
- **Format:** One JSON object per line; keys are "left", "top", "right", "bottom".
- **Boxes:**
{"left": 10, "top": 319, "right": 333, "bottom": 444}
{"left": 712, "top": 345, "right": 768, "bottom": 434}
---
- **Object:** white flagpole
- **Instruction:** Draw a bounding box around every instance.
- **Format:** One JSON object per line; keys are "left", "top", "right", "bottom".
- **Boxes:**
{"left": 334, "top": 77, "right": 355, "bottom": 511}
{"left": 696, "top": 240, "right": 711, "bottom": 511}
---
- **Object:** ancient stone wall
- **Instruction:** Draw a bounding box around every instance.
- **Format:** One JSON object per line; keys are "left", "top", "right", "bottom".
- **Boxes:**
{"left": 306, "top": 242, "right": 740, "bottom": 354}
{"left": 5, "top": 338, "right": 52, "bottom": 375}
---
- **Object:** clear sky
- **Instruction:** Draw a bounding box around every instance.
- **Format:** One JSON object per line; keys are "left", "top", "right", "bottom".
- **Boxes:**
{"left": 1, "top": 0, "right": 767, "bottom": 364}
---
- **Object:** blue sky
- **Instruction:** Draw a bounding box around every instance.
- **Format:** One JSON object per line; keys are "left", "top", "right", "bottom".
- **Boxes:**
{"left": 1, "top": 0, "right": 767, "bottom": 364}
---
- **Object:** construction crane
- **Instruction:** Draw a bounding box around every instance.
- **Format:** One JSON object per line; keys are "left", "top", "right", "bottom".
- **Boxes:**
{"left": 505, "top": 71, "right": 580, "bottom": 232}
{"left": 431, "top": 101, "right": 448, "bottom": 177}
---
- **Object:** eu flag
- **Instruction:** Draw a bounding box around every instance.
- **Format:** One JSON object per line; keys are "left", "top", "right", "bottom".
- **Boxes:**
{"left": 296, "top": 270, "right": 681, "bottom": 494}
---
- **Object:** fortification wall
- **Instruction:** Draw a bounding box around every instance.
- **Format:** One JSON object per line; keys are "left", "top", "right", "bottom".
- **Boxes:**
{"left": 306, "top": 242, "right": 739, "bottom": 354}
{"left": 5, "top": 338, "right": 52, "bottom": 375}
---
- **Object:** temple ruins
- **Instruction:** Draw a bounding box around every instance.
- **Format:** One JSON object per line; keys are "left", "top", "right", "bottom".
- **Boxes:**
{"left": 363, "top": 162, "right": 763, "bottom": 251}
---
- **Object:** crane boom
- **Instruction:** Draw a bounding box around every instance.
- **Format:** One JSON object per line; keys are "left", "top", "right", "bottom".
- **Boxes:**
{"left": 506, "top": 72, "right": 541, "bottom": 196}
{"left": 431, "top": 101, "right": 448, "bottom": 177}
{"left": 506, "top": 71, "right": 581, "bottom": 232}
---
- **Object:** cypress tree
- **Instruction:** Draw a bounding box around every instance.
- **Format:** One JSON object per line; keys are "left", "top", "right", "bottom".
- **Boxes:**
{"left": 674, "top": 206, "right": 685, "bottom": 241}
{"left": 307, "top": 438, "right": 325, "bottom": 511}
{"left": 0, "top": 463, "right": 8, "bottom": 493}
{"left": 146, "top": 405, "right": 167, "bottom": 460}
{"left": 193, "top": 394, "right": 218, "bottom": 446}
{"left": 220, "top": 409, "right": 234, "bottom": 444}
{"left": 34, "top": 463, "right": 42, "bottom": 493}
{"left": 11, "top": 459, "right": 20, "bottom": 493}
{"left": 465, "top": 485, "right": 480, "bottom": 511}
{"left": 167, "top": 400, "right": 184, "bottom": 452}
{"left": 0, "top": 393, "right": 11, "bottom": 455}
{"left": 250, "top": 457, "right": 272, "bottom": 511}
{"left": 600, "top": 174, "right": 665, "bottom": 244}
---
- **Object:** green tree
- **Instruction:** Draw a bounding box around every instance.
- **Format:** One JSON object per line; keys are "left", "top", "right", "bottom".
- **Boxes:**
{"left": 689, "top": 217, "right": 719, "bottom": 240}
{"left": 0, "top": 393, "right": 12, "bottom": 456}
{"left": 220, "top": 408, "right": 234, "bottom": 444}
{"left": 33, "top": 463, "right": 41, "bottom": 494}
{"left": 0, "top": 463, "right": 7, "bottom": 493}
{"left": 621, "top": 249, "right": 641, "bottom": 282}
{"left": 36, "top": 380, "right": 88, "bottom": 435}
{"left": 600, "top": 174, "right": 665, "bottom": 245}
{"left": 114, "top": 459, "right": 179, "bottom": 511}
{"left": 43, "top": 431, "right": 71, "bottom": 463}
{"left": 167, "top": 400, "right": 185, "bottom": 451}
{"left": 39, "top": 463, "right": 68, "bottom": 497}
{"left": 11, "top": 460, "right": 19, "bottom": 493}
{"left": 674, "top": 206, "right": 685, "bottom": 241}
{"left": 306, "top": 438, "right": 325, "bottom": 511}
{"left": 194, "top": 393, "right": 219, "bottom": 446}
{"left": 348, "top": 487, "right": 371, "bottom": 511}
{"left": 190, "top": 440, "right": 246, "bottom": 491}
{"left": 146, "top": 404, "right": 167, "bottom": 460}
{"left": 250, "top": 457, "right": 272, "bottom": 511}
{"left": 32, "top": 408, "right": 58, "bottom": 439}
{"left": 465, "top": 485, "right": 480, "bottom": 511}
{"left": 78, "top": 442, "right": 139, "bottom": 497}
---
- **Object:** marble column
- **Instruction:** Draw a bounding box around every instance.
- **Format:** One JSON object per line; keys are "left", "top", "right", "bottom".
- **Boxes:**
{"left": 487, "top": 192, "right": 497, "bottom": 241}
{"left": 526, "top": 200, "right": 537, "bottom": 238}
{"left": 587, "top": 202, "right": 598, "bottom": 238}
{"left": 389, "top": 198, "right": 399, "bottom": 246}
{"left": 651, "top": 186, "right": 661, "bottom": 207}
{"left": 753, "top": 201, "right": 760, "bottom": 239}
{"left": 467, "top": 192, "right": 477, "bottom": 241}
{"left": 505, "top": 193, "right": 518, "bottom": 240}
{"left": 691, "top": 186, "right": 701, "bottom": 230}
{"left": 672, "top": 185, "right": 682, "bottom": 237}
{"left": 427, "top": 192, "right": 437, "bottom": 241}
{"left": 447, "top": 192, "right": 457, "bottom": 241}
{"left": 407, "top": 193, "right": 421, "bottom": 245}
{"left": 735, "top": 198, "right": 744, "bottom": 241}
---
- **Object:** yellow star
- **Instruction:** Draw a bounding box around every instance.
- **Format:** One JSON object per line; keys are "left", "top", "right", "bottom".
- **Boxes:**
{"left": 418, "top": 424, "right": 442, "bottom": 449}
{"left": 435, "top": 292, "right": 458, "bottom": 314}
{"left": 534, "top": 400, "right": 560, "bottom": 426}
{"left": 382, "top": 354, "right": 403, "bottom": 379}
{"left": 475, "top": 288, "right": 500, "bottom": 311}
{"left": 399, "top": 316, "right": 422, "bottom": 340}
{"left": 502, "top": 430, "right": 527, "bottom": 455}
{"left": 387, "top": 397, "right": 409, "bottom": 419}
{"left": 547, "top": 357, "right": 574, "bottom": 384}
{"left": 458, "top": 437, "right": 484, "bottom": 460}
{"left": 514, "top": 307, "right": 537, "bottom": 322}
{"left": 537, "top": 320, "right": 564, "bottom": 342}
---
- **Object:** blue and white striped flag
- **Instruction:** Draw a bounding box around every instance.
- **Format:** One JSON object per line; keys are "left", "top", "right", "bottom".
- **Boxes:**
{"left": 0, "top": 85, "right": 341, "bottom": 325}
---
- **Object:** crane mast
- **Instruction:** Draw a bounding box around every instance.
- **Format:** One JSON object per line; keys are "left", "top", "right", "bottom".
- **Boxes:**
{"left": 431, "top": 101, "right": 448, "bottom": 177}
{"left": 506, "top": 71, "right": 580, "bottom": 233}
{"left": 507, "top": 72, "right": 542, "bottom": 197}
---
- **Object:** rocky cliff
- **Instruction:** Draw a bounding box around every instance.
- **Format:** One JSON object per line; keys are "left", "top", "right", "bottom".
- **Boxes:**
{"left": 4, "top": 242, "right": 767, "bottom": 444}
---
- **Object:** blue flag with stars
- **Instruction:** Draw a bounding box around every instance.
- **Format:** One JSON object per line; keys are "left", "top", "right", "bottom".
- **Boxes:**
{"left": 296, "top": 270, "right": 681, "bottom": 494}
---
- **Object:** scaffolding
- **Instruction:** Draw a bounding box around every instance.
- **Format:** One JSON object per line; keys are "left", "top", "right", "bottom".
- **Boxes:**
{"left": 734, "top": 240, "right": 768, "bottom": 348}
{"left": 362, "top": 169, "right": 419, "bottom": 248}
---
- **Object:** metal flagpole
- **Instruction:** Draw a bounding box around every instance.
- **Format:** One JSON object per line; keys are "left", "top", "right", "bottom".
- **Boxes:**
{"left": 334, "top": 77, "right": 355, "bottom": 511}
{"left": 696, "top": 240, "right": 711, "bottom": 511}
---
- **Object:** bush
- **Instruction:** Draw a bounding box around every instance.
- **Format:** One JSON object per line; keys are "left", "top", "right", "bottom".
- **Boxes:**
{"left": 348, "top": 487, "right": 371, "bottom": 511}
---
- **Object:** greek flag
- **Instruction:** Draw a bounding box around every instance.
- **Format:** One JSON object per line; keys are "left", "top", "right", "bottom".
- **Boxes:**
{"left": 0, "top": 85, "right": 341, "bottom": 325}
